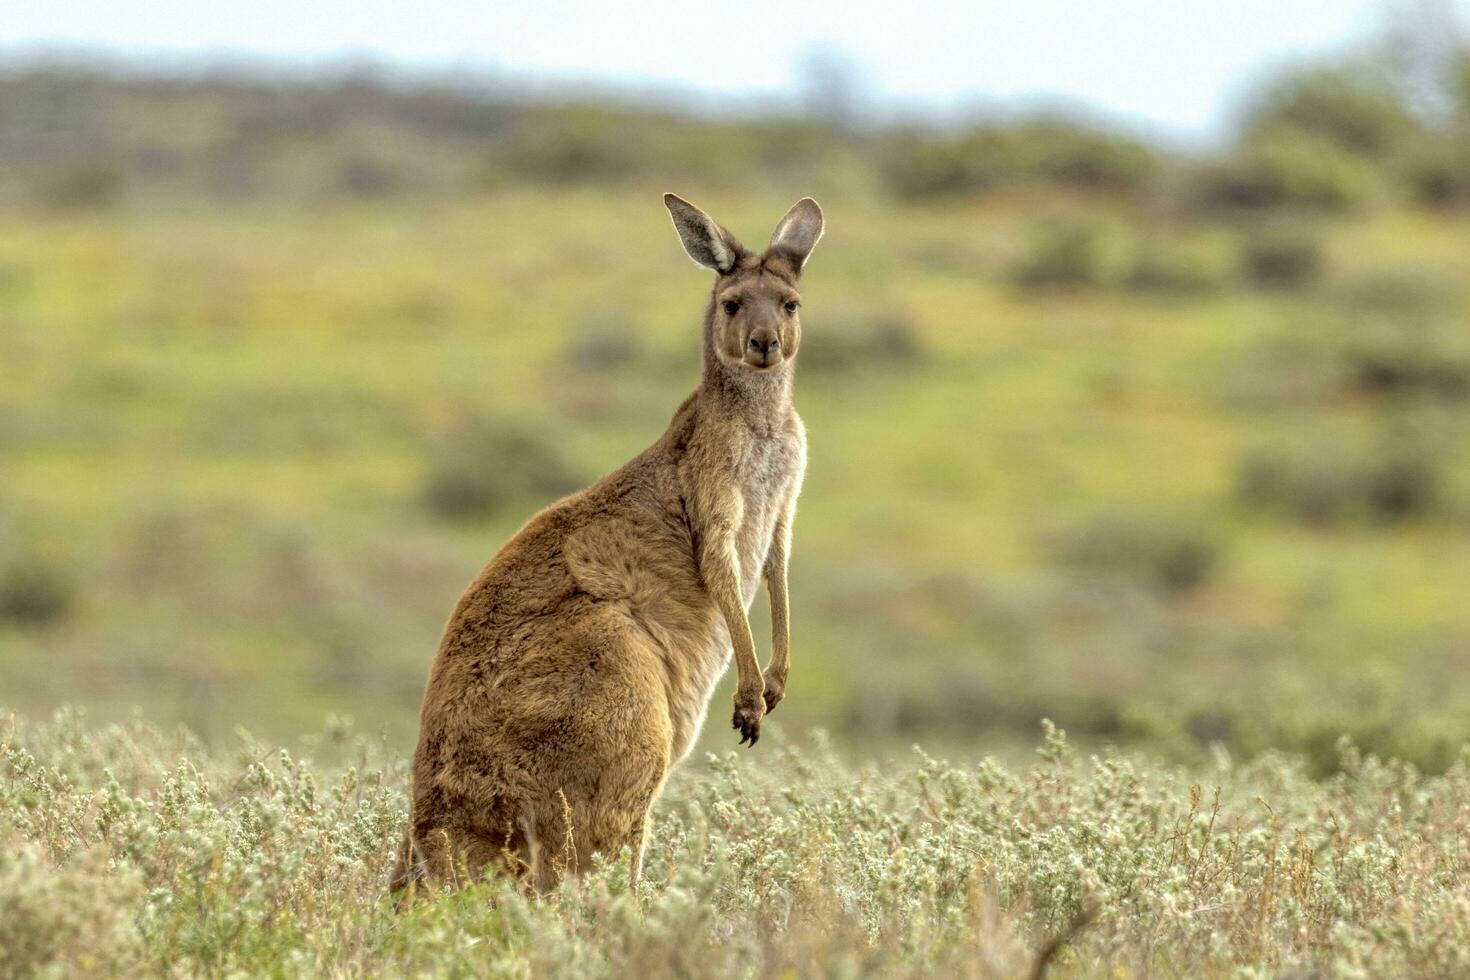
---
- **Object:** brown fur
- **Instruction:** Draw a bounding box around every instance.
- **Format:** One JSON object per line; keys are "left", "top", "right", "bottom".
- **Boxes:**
{"left": 391, "top": 195, "right": 824, "bottom": 898}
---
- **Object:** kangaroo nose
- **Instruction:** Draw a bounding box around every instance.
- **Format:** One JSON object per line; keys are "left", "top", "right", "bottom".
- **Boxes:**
{"left": 747, "top": 330, "right": 780, "bottom": 355}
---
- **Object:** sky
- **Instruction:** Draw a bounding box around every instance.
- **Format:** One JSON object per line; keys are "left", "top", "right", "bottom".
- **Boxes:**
{"left": 2, "top": 0, "right": 1466, "bottom": 140}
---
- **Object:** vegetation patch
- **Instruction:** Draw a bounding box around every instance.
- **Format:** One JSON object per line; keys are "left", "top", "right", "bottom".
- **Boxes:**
{"left": 1238, "top": 219, "right": 1326, "bottom": 289}
{"left": 1235, "top": 439, "right": 1445, "bottom": 526}
{"left": 796, "top": 310, "right": 925, "bottom": 373}
{"left": 1045, "top": 509, "right": 1220, "bottom": 595}
{"left": 420, "top": 416, "right": 585, "bottom": 521}
{"left": 3, "top": 711, "right": 1469, "bottom": 977}
{"left": 0, "top": 548, "right": 75, "bottom": 628}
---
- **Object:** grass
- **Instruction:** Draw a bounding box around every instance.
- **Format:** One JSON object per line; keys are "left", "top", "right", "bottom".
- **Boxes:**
{"left": 4, "top": 708, "right": 1469, "bottom": 977}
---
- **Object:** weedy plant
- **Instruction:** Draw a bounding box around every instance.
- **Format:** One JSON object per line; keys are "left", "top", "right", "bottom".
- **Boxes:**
{"left": 2, "top": 709, "right": 1469, "bottom": 977}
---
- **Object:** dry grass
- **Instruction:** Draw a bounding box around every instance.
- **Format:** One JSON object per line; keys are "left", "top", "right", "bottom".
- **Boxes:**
{"left": 3, "top": 709, "right": 1468, "bottom": 977}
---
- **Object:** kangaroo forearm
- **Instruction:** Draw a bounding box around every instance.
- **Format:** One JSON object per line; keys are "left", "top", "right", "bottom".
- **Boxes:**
{"left": 719, "top": 590, "right": 762, "bottom": 689}
{"left": 767, "top": 572, "right": 790, "bottom": 674}
{"left": 702, "top": 538, "right": 763, "bottom": 689}
{"left": 763, "top": 511, "right": 793, "bottom": 677}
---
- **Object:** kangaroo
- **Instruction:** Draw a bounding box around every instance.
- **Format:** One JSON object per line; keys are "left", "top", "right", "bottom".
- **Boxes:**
{"left": 391, "top": 194, "right": 823, "bottom": 897}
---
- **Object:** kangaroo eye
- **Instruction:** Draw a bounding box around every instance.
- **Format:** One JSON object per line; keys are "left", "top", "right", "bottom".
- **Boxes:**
{"left": 721, "top": 300, "right": 740, "bottom": 316}
{"left": 784, "top": 301, "right": 800, "bottom": 313}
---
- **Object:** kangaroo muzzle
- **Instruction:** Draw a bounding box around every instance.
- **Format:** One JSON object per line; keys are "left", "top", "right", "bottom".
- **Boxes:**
{"left": 745, "top": 327, "right": 782, "bottom": 368}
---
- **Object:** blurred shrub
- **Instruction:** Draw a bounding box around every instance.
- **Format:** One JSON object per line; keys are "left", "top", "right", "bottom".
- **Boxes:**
{"left": 1032, "top": 126, "right": 1157, "bottom": 190}
{"left": 1188, "top": 131, "right": 1375, "bottom": 213}
{"left": 1123, "top": 236, "right": 1234, "bottom": 295}
{"left": 1340, "top": 318, "right": 1470, "bottom": 400}
{"left": 881, "top": 119, "right": 1156, "bottom": 199}
{"left": 1239, "top": 62, "right": 1418, "bottom": 159}
{"left": 1324, "top": 268, "right": 1470, "bottom": 400}
{"left": 1194, "top": 59, "right": 1409, "bottom": 214}
{"left": 563, "top": 312, "right": 644, "bottom": 371}
{"left": 335, "top": 154, "right": 408, "bottom": 198}
{"left": 1226, "top": 270, "right": 1469, "bottom": 410}
{"left": 36, "top": 161, "right": 122, "bottom": 210}
{"left": 1011, "top": 223, "right": 1235, "bottom": 297}
{"left": 421, "top": 416, "right": 585, "bottom": 520}
{"left": 797, "top": 311, "right": 924, "bottom": 372}
{"left": 881, "top": 135, "right": 991, "bottom": 198}
{"left": 1236, "top": 439, "right": 1443, "bottom": 526}
{"left": 497, "top": 108, "right": 641, "bottom": 183}
{"left": 842, "top": 670, "right": 1132, "bottom": 740}
{"left": 1331, "top": 266, "right": 1459, "bottom": 318}
{"left": 0, "top": 551, "right": 76, "bottom": 627}
{"left": 1399, "top": 137, "right": 1470, "bottom": 209}
{"left": 1046, "top": 510, "right": 1220, "bottom": 595}
{"left": 1238, "top": 220, "right": 1325, "bottom": 289}
{"left": 1009, "top": 220, "right": 1113, "bottom": 290}
{"left": 1395, "top": 51, "right": 1470, "bottom": 209}
{"left": 489, "top": 108, "right": 841, "bottom": 188}
{"left": 1362, "top": 450, "right": 1442, "bottom": 522}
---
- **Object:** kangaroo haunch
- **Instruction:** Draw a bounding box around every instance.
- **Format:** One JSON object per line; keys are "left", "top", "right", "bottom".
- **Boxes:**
{"left": 392, "top": 194, "right": 824, "bottom": 896}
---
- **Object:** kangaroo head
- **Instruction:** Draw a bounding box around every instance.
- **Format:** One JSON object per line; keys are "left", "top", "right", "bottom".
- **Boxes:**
{"left": 664, "top": 194, "right": 824, "bottom": 374}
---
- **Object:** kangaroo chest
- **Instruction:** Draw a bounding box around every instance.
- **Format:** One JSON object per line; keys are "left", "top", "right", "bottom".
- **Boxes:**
{"left": 731, "top": 427, "right": 805, "bottom": 605}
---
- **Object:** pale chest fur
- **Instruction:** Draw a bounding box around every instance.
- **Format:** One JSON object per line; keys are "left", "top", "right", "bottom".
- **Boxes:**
{"left": 731, "top": 420, "right": 806, "bottom": 605}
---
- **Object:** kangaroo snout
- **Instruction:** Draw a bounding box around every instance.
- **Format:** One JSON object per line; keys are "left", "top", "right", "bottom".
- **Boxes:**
{"left": 745, "top": 327, "right": 782, "bottom": 367}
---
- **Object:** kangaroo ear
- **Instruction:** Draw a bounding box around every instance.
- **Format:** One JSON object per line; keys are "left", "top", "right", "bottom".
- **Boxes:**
{"left": 769, "top": 197, "right": 824, "bottom": 273}
{"left": 664, "top": 193, "right": 744, "bottom": 273}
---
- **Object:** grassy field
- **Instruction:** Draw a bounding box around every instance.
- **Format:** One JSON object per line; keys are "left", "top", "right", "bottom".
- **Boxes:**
{"left": 4, "top": 709, "right": 1469, "bottom": 977}
{"left": 2, "top": 60, "right": 1470, "bottom": 978}
{"left": 3, "top": 183, "right": 1470, "bottom": 769}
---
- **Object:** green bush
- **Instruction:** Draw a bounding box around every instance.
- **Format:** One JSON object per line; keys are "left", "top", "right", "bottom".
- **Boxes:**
{"left": 1239, "top": 62, "right": 1418, "bottom": 159}
{"left": 1327, "top": 270, "right": 1470, "bottom": 399}
{"left": 420, "top": 416, "right": 585, "bottom": 520}
{"left": 497, "top": 108, "right": 645, "bottom": 184}
{"left": 36, "top": 161, "right": 122, "bottom": 210}
{"left": 1045, "top": 510, "right": 1220, "bottom": 595}
{"left": 1236, "top": 440, "right": 1444, "bottom": 526}
{"left": 797, "top": 311, "right": 924, "bottom": 373}
{"left": 1020, "top": 120, "right": 1158, "bottom": 190}
{"left": 1331, "top": 266, "right": 1459, "bottom": 318}
{"left": 1123, "top": 237, "right": 1234, "bottom": 295}
{"left": 564, "top": 312, "right": 644, "bottom": 371}
{"left": 336, "top": 153, "right": 409, "bottom": 198}
{"left": 880, "top": 132, "right": 1000, "bottom": 199}
{"left": 1238, "top": 220, "right": 1325, "bottom": 289}
{"left": 1363, "top": 449, "right": 1442, "bottom": 522}
{"left": 1009, "top": 220, "right": 1113, "bottom": 290}
{"left": 1341, "top": 319, "right": 1470, "bottom": 400}
{"left": 1235, "top": 448, "right": 1345, "bottom": 526}
{"left": 1189, "top": 131, "right": 1375, "bottom": 213}
{"left": 1229, "top": 272, "right": 1468, "bottom": 408}
{"left": 881, "top": 119, "right": 1156, "bottom": 199}
{"left": 0, "top": 553, "right": 75, "bottom": 626}
{"left": 1400, "top": 136, "right": 1470, "bottom": 209}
